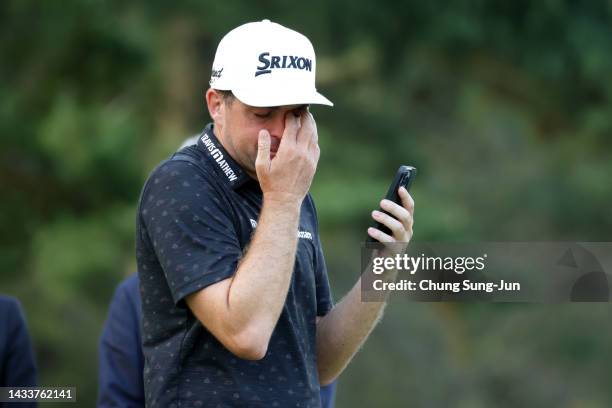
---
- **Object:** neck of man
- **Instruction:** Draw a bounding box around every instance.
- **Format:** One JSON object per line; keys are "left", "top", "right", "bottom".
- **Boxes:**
{"left": 211, "top": 122, "right": 259, "bottom": 181}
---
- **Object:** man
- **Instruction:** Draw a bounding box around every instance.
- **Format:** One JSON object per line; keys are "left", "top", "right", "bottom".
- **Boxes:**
{"left": 98, "top": 136, "right": 337, "bottom": 407}
{"left": 136, "top": 19, "right": 414, "bottom": 407}
{"left": 0, "top": 295, "right": 37, "bottom": 408}
{"left": 97, "top": 273, "right": 337, "bottom": 407}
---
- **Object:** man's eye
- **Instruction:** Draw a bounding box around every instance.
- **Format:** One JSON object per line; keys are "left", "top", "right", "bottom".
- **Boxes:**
{"left": 254, "top": 112, "right": 271, "bottom": 119}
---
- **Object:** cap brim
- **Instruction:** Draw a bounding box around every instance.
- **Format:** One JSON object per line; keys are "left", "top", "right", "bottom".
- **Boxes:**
{"left": 232, "top": 86, "right": 333, "bottom": 108}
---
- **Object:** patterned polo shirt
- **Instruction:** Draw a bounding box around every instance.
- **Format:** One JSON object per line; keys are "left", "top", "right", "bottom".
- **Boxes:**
{"left": 136, "top": 123, "right": 333, "bottom": 408}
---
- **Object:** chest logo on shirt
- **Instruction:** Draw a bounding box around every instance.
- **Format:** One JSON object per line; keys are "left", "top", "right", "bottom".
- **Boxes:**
{"left": 249, "top": 218, "right": 313, "bottom": 240}
{"left": 200, "top": 133, "right": 239, "bottom": 182}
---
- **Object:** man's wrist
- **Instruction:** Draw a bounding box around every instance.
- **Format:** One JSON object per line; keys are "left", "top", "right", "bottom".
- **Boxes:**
{"left": 263, "top": 193, "right": 303, "bottom": 213}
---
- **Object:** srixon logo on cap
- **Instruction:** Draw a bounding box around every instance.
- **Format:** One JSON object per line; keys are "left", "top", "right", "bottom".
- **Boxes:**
{"left": 255, "top": 52, "right": 312, "bottom": 77}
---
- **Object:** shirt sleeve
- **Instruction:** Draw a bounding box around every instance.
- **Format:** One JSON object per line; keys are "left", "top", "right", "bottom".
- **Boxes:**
{"left": 139, "top": 160, "right": 243, "bottom": 305}
{"left": 97, "top": 277, "right": 144, "bottom": 407}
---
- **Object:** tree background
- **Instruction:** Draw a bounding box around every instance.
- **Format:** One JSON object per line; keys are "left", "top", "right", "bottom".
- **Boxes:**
{"left": 2, "top": 1, "right": 612, "bottom": 406}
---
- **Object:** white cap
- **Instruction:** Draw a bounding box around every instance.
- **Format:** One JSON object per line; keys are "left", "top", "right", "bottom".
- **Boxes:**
{"left": 209, "top": 19, "right": 333, "bottom": 107}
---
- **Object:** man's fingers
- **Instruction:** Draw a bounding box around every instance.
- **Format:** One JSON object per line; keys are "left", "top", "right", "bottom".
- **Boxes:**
{"left": 255, "top": 129, "right": 271, "bottom": 174}
{"left": 399, "top": 187, "right": 415, "bottom": 215}
{"left": 308, "top": 112, "right": 318, "bottom": 145}
{"left": 309, "top": 142, "right": 320, "bottom": 164}
{"left": 380, "top": 199, "right": 412, "bottom": 231}
{"left": 372, "top": 210, "right": 405, "bottom": 238}
{"left": 307, "top": 112, "right": 320, "bottom": 156}
{"left": 297, "top": 111, "right": 315, "bottom": 149}
{"left": 367, "top": 227, "right": 394, "bottom": 243}
{"left": 282, "top": 112, "right": 301, "bottom": 146}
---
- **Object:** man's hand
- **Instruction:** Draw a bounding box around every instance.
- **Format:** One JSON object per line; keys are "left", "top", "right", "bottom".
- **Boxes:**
{"left": 255, "top": 110, "right": 320, "bottom": 204}
{"left": 367, "top": 186, "right": 415, "bottom": 245}
{"left": 316, "top": 187, "right": 415, "bottom": 384}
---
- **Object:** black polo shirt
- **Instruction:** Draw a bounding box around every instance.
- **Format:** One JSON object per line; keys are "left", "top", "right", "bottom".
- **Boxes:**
{"left": 136, "top": 124, "right": 333, "bottom": 408}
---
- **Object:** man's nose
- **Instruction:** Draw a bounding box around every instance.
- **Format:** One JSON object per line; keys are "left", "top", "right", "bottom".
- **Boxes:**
{"left": 268, "top": 113, "right": 287, "bottom": 138}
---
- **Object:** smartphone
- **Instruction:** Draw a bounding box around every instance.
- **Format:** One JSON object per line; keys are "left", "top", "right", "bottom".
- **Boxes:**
{"left": 367, "top": 165, "right": 417, "bottom": 242}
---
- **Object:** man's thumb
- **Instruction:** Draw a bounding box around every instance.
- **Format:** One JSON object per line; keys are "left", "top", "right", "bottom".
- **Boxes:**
{"left": 255, "top": 129, "right": 271, "bottom": 172}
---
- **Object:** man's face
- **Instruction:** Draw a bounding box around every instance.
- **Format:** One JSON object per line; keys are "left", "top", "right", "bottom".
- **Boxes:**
{"left": 207, "top": 89, "right": 308, "bottom": 179}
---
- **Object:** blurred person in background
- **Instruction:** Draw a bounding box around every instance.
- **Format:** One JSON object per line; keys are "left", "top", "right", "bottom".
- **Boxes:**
{"left": 136, "top": 19, "right": 414, "bottom": 407}
{"left": 0, "top": 295, "right": 37, "bottom": 408}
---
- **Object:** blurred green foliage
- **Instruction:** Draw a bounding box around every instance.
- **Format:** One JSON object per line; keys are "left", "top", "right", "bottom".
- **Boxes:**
{"left": 2, "top": 0, "right": 612, "bottom": 406}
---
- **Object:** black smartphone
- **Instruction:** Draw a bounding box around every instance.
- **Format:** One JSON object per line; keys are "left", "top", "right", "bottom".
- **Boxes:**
{"left": 367, "top": 165, "right": 417, "bottom": 242}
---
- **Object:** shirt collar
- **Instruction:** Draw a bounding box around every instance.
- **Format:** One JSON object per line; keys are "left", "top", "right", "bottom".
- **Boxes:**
{"left": 196, "top": 123, "right": 251, "bottom": 190}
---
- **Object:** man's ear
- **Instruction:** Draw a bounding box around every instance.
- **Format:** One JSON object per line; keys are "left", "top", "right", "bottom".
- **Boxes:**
{"left": 206, "top": 88, "right": 224, "bottom": 122}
